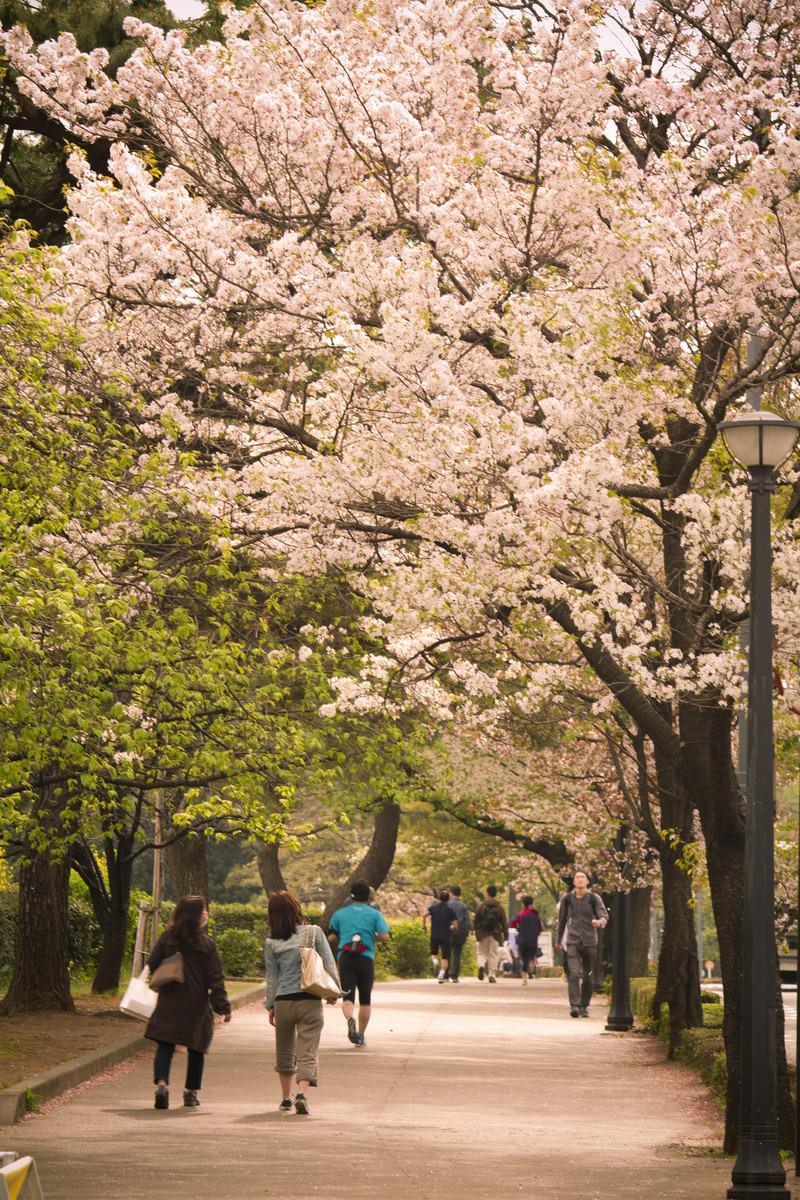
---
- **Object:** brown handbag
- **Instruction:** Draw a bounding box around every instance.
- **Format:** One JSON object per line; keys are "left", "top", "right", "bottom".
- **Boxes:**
{"left": 149, "top": 950, "right": 185, "bottom": 992}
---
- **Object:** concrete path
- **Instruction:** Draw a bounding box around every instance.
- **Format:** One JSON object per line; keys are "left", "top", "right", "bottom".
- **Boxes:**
{"left": 8, "top": 978, "right": 796, "bottom": 1200}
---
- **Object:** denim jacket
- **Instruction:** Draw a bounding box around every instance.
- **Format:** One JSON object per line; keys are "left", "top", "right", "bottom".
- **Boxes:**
{"left": 264, "top": 923, "right": 339, "bottom": 1008}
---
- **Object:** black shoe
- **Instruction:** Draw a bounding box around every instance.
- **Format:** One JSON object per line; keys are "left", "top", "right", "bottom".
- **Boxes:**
{"left": 183, "top": 1090, "right": 200, "bottom": 1107}
{"left": 279, "top": 1098, "right": 293, "bottom": 1112}
{"left": 295, "top": 1092, "right": 310, "bottom": 1115}
{"left": 570, "top": 1006, "right": 580, "bottom": 1018}
{"left": 579, "top": 1007, "right": 589, "bottom": 1017}
{"left": 154, "top": 1083, "right": 169, "bottom": 1110}
{"left": 478, "top": 967, "right": 485, "bottom": 981}
{"left": 347, "top": 1016, "right": 359, "bottom": 1044}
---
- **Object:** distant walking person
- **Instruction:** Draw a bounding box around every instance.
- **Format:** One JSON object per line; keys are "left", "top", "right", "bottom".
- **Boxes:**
{"left": 473, "top": 885, "right": 507, "bottom": 983}
{"left": 264, "top": 890, "right": 339, "bottom": 1115}
{"left": 424, "top": 889, "right": 458, "bottom": 982}
{"left": 446, "top": 885, "right": 472, "bottom": 982}
{"left": 509, "top": 896, "right": 543, "bottom": 985}
{"left": 556, "top": 872, "right": 608, "bottom": 1017}
{"left": 146, "top": 895, "right": 232, "bottom": 1111}
{"left": 329, "top": 880, "right": 390, "bottom": 1045}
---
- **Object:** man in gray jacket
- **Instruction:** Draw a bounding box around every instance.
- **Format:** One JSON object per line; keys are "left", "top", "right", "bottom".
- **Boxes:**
{"left": 556, "top": 871, "right": 609, "bottom": 1017}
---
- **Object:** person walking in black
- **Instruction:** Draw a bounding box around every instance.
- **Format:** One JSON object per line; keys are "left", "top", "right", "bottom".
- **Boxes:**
{"left": 423, "top": 890, "right": 458, "bottom": 983}
{"left": 146, "top": 894, "right": 232, "bottom": 1110}
{"left": 509, "top": 895, "right": 543, "bottom": 985}
{"left": 555, "top": 872, "right": 608, "bottom": 1016}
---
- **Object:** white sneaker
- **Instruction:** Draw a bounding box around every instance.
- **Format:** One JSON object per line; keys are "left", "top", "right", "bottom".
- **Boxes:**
{"left": 437, "top": 970, "right": 446, "bottom": 983}
{"left": 488, "top": 975, "right": 497, "bottom": 983}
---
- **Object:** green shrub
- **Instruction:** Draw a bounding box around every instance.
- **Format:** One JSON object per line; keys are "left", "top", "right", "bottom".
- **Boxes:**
{"left": 384, "top": 920, "right": 429, "bottom": 977}
{"left": 700, "top": 1003, "right": 724, "bottom": 1029}
{"left": 217, "top": 928, "right": 263, "bottom": 977}
{"left": 208, "top": 903, "right": 268, "bottom": 941}
{"left": 0, "top": 891, "right": 17, "bottom": 971}
{"left": 67, "top": 898, "right": 103, "bottom": 972}
{"left": 0, "top": 888, "right": 103, "bottom": 975}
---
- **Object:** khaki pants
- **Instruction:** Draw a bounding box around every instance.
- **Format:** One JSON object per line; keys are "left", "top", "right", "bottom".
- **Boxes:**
{"left": 274, "top": 997, "right": 324, "bottom": 1084}
{"left": 477, "top": 936, "right": 501, "bottom": 977}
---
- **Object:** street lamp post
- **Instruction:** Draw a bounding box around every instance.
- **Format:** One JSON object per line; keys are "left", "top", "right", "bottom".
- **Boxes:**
{"left": 719, "top": 410, "right": 800, "bottom": 1200}
{"left": 605, "top": 824, "right": 633, "bottom": 1032}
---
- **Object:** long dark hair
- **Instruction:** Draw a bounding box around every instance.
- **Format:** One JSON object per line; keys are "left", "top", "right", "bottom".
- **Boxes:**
{"left": 168, "top": 895, "right": 206, "bottom": 946}
{"left": 268, "top": 890, "right": 307, "bottom": 940}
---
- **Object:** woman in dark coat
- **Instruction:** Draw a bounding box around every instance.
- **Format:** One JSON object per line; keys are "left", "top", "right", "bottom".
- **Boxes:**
{"left": 145, "top": 894, "right": 231, "bottom": 1110}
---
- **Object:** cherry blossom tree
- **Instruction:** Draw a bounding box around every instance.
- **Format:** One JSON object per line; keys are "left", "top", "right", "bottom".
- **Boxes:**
{"left": 4, "top": 0, "right": 800, "bottom": 1145}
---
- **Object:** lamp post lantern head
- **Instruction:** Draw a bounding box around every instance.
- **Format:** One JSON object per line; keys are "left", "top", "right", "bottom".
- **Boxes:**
{"left": 719, "top": 410, "right": 800, "bottom": 471}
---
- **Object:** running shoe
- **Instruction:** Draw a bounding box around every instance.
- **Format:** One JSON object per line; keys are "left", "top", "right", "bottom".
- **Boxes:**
{"left": 347, "top": 1016, "right": 359, "bottom": 1043}
{"left": 154, "top": 1084, "right": 169, "bottom": 1110}
{"left": 295, "top": 1093, "right": 310, "bottom": 1115}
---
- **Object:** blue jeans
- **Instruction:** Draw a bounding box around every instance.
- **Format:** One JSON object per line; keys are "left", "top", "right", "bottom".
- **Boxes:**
{"left": 448, "top": 941, "right": 465, "bottom": 979}
{"left": 153, "top": 1042, "right": 204, "bottom": 1090}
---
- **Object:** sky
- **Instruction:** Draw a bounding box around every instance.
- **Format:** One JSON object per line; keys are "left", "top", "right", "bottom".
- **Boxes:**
{"left": 165, "top": 0, "right": 207, "bottom": 16}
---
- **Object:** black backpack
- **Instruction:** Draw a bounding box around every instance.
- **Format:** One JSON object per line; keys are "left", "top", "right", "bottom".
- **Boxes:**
{"left": 477, "top": 901, "right": 503, "bottom": 936}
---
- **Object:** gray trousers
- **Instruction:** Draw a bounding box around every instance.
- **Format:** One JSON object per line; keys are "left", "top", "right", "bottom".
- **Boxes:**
{"left": 274, "top": 997, "right": 324, "bottom": 1083}
{"left": 566, "top": 942, "right": 596, "bottom": 1008}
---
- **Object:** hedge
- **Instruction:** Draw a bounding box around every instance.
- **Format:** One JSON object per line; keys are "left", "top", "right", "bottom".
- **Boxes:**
{"left": 629, "top": 977, "right": 727, "bottom": 1109}
{"left": 0, "top": 889, "right": 103, "bottom": 976}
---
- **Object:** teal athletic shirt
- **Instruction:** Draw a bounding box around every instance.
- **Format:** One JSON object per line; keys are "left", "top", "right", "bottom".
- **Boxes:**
{"left": 329, "top": 902, "right": 390, "bottom": 960}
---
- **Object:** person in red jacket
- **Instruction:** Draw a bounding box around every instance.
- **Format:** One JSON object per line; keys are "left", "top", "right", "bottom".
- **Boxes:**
{"left": 509, "top": 896, "right": 543, "bottom": 985}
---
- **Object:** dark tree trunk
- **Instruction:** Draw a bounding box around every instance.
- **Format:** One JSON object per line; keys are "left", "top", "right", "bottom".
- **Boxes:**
{"left": 655, "top": 841, "right": 702, "bottom": 1052}
{"left": 651, "top": 750, "right": 702, "bottom": 1052}
{"left": 166, "top": 830, "right": 208, "bottom": 903}
{"left": 0, "top": 772, "right": 74, "bottom": 1014}
{"left": 629, "top": 886, "right": 651, "bottom": 978}
{"left": 92, "top": 837, "right": 134, "bottom": 993}
{"left": 680, "top": 702, "right": 794, "bottom": 1153}
{"left": 72, "top": 833, "right": 136, "bottom": 993}
{"left": 256, "top": 841, "right": 287, "bottom": 894}
{"left": 321, "top": 797, "right": 401, "bottom": 928}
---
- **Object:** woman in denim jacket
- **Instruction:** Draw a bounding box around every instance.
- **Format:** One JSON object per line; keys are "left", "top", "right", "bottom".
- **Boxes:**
{"left": 264, "top": 890, "right": 339, "bottom": 1115}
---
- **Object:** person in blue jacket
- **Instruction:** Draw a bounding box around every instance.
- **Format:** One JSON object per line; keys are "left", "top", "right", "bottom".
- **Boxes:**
{"left": 328, "top": 880, "right": 390, "bottom": 1046}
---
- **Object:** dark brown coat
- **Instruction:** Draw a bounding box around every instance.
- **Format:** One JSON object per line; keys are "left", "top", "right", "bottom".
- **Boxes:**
{"left": 145, "top": 931, "right": 231, "bottom": 1054}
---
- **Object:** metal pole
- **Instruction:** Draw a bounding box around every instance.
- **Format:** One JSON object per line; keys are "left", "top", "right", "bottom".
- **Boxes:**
{"left": 728, "top": 465, "right": 788, "bottom": 1199}
{"left": 606, "top": 825, "right": 633, "bottom": 1031}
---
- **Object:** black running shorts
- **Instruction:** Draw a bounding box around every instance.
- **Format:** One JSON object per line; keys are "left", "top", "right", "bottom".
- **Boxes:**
{"left": 338, "top": 951, "right": 375, "bottom": 1006}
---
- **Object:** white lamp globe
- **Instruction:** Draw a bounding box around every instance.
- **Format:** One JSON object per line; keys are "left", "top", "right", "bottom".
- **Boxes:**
{"left": 719, "top": 411, "right": 800, "bottom": 470}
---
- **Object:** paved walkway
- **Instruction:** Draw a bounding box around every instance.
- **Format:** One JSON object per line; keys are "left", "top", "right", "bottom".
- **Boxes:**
{"left": 8, "top": 978, "right": 797, "bottom": 1200}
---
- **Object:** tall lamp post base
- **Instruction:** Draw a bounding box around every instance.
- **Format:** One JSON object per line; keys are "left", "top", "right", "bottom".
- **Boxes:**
{"left": 728, "top": 1184, "right": 789, "bottom": 1199}
{"left": 605, "top": 833, "right": 633, "bottom": 1033}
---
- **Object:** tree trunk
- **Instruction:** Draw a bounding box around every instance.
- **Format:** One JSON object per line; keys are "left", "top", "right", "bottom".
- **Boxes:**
{"left": 256, "top": 841, "right": 287, "bottom": 894}
{"left": 655, "top": 841, "right": 702, "bottom": 1053}
{"left": 166, "top": 830, "right": 208, "bottom": 903}
{"left": 321, "top": 797, "right": 401, "bottom": 927}
{"left": 92, "top": 836, "right": 134, "bottom": 993}
{"left": 680, "top": 701, "right": 794, "bottom": 1153}
{"left": 629, "top": 886, "right": 651, "bottom": 978}
{"left": 650, "top": 749, "right": 702, "bottom": 1052}
{"left": 71, "top": 834, "right": 135, "bottom": 993}
{"left": 0, "top": 772, "right": 74, "bottom": 1014}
